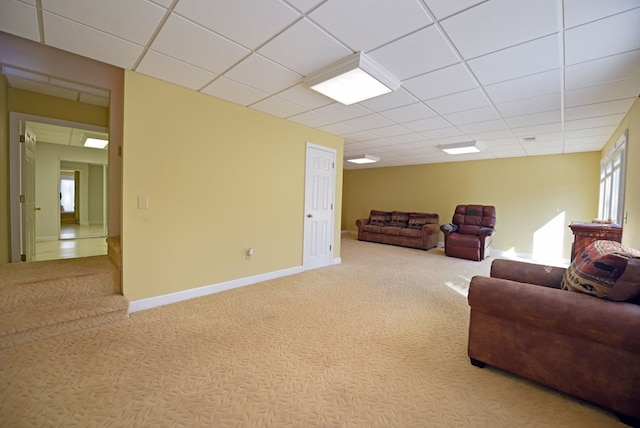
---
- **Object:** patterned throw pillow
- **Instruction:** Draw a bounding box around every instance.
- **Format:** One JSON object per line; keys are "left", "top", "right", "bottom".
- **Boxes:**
{"left": 561, "top": 240, "right": 640, "bottom": 300}
{"left": 389, "top": 211, "right": 410, "bottom": 228}
{"left": 369, "top": 210, "right": 390, "bottom": 227}
{"left": 408, "top": 212, "right": 429, "bottom": 229}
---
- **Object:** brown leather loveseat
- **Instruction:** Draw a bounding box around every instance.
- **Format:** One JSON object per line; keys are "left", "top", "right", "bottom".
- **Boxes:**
{"left": 467, "top": 242, "right": 640, "bottom": 425}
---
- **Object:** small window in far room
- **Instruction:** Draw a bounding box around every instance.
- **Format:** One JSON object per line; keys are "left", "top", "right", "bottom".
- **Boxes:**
{"left": 598, "top": 130, "right": 627, "bottom": 225}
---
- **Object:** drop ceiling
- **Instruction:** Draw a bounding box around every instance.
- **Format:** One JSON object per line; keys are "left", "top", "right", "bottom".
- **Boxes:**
{"left": 1, "top": 0, "right": 639, "bottom": 169}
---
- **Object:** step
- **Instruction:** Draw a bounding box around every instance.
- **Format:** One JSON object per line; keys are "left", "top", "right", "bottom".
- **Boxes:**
{"left": 0, "top": 255, "right": 120, "bottom": 313}
{"left": 0, "top": 294, "right": 129, "bottom": 349}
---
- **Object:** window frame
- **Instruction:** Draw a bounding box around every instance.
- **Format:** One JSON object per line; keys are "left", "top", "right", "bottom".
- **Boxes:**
{"left": 598, "top": 130, "right": 627, "bottom": 225}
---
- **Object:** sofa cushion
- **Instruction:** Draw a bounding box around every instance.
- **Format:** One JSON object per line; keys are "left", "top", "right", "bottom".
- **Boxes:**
{"left": 381, "top": 226, "right": 402, "bottom": 235}
{"left": 389, "top": 211, "right": 409, "bottom": 228}
{"left": 408, "top": 212, "right": 429, "bottom": 229}
{"left": 400, "top": 228, "right": 422, "bottom": 238}
{"left": 561, "top": 240, "right": 640, "bottom": 300}
{"left": 369, "top": 210, "right": 390, "bottom": 227}
{"left": 448, "top": 233, "right": 481, "bottom": 248}
{"left": 363, "top": 224, "right": 381, "bottom": 233}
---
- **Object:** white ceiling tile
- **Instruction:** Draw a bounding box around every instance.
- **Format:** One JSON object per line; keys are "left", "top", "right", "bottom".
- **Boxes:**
{"left": 441, "top": 0, "right": 558, "bottom": 59}
{"left": 379, "top": 103, "right": 436, "bottom": 123}
{"left": 384, "top": 133, "right": 425, "bottom": 144}
{"left": 482, "top": 137, "right": 520, "bottom": 147}
{"left": 201, "top": 77, "right": 268, "bottom": 106}
{"left": 149, "top": 0, "right": 172, "bottom": 7}
{"left": 565, "top": 77, "right": 640, "bottom": 107}
{"left": 258, "top": 18, "right": 350, "bottom": 76}
{"left": 511, "top": 122, "right": 563, "bottom": 137}
{"left": 468, "top": 34, "right": 559, "bottom": 85}
{"left": 564, "top": 0, "right": 640, "bottom": 28}
{"left": 565, "top": 50, "right": 640, "bottom": 90}
{"left": 422, "top": 0, "right": 486, "bottom": 20}
{"left": 343, "top": 114, "right": 394, "bottom": 131}
{"left": 318, "top": 122, "right": 361, "bottom": 135}
{"left": 505, "top": 110, "right": 561, "bottom": 128}
{"left": 43, "top": 12, "right": 143, "bottom": 69}
{"left": 174, "top": 0, "right": 299, "bottom": 50}
{"left": 1, "top": 0, "right": 39, "bottom": 41}
{"left": 564, "top": 98, "right": 636, "bottom": 121}
{"left": 487, "top": 146, "right": 528, "bottom": 157}
{"left": 369, "top": 26, "right": 459, "bottom": 80}
{"left": 525, "top": 145, "right": 563, "bottom": 156}
{"left": 466, "top": 129, "right": 514, "bottom": 141}
{"left": 275, "top": 85, "right": 333, "bottom": 110}
{"left": 43, "top": 0, "right": 165, "bottom": 45}
{"left": 250, "top": 96, "right": 307, "bottom": 118}
{"left": 309, "top": 0, "right": 431, "bottom": 52}
{"left": 314, "top": 103, "right": 371, "bottom": 121}
{"left": 224, "top": 54, "right": 301, "bottom": 93}
{"left": 403, "top": 63, "right": 478, "bottom": 100}
{"left": 358, "top": 88, "right": 419, "bottom": 112}
{"left": 564, "top": 126, "right": 618, "bottom": 140}
{"left": 288, "top": 110, "right": 335, "bottom": 128}
{"left": 426, "top": 88, "right": 490, "bottom": 115}
{"left": 151, "top": 14, "right": 249, "bottom": 74}
{"left": 420, "top": 127, "right": 463, "bottom": 140}
{"left": 368, "top": 125, "right": 413, "bottom": 139}
{"left": 136, "top": 50, "right": 217, "bottom": 91}
{"left": 458, "top": 119, "right": 508, "bottom": 134}
{"left": 484, "top": 70, "right": 560, "bottom": 104}
{"left": 443, "top": 106, "right": 500, "bottom": 126}
{"left": 565, "top": 8, "right": 640, "bottom": 65}
{"left": 343, "top": 130, "right": 379, "bottom": 143}
{"left": 496, "top": 93, "right": 560, "bottom": 118}
{"left": 564, "top": 114, "right": 626, "bottom": 131}
{"left": 285, "top": 0, "right": 324, "bottom": 13}
{"left": 403, "top": 116, "right": 450, "bottom": 132}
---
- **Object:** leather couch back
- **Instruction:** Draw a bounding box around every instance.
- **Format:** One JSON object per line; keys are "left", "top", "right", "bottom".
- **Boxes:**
{"left": 452, "top": 205, "right": 496, "bottom": 235}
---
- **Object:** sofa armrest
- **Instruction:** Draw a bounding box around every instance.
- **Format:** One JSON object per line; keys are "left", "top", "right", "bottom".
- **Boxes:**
{"left": 355, "top": 218, "right": 369, "bottom": 229}
{"left": 468, "top": 275, "right": 640, "bottom": 354}
{"left": 490, "top": 259, "right": 565, "bottom": 289}
{"left": 421, "top": 223, "right": 440, "bottom": 235}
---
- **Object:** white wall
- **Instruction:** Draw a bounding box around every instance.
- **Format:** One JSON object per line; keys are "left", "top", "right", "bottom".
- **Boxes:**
{"left": 35, "top": 142, "right": 107, "bottom": 240}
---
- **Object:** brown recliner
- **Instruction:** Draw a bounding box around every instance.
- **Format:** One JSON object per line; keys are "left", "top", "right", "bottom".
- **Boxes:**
{"left": 441, "top": 205, "right": 496, "bottom": 261}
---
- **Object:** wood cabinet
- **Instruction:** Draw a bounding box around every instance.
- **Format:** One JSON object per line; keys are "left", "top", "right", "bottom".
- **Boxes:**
{"left": 569, "top": 222, "right": 622, "bottom": 261}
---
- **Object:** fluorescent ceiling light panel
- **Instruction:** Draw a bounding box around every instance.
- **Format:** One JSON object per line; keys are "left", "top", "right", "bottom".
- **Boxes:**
{"left": 304, "top": 52, "right": 401, "bottom": 105}
{"left": 346, "top": 154, "right": 380, "bottom": 164}
{"left": 84, "top": 137, "right": 109, "bottom": 149}
{"left": 438, "top": 141, "right": 482, "bottom": 155}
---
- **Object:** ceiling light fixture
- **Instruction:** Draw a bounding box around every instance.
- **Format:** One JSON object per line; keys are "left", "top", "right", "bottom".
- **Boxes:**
{"left": 304, "top": 52, "right": 401, "bottom": 105}
{"left": 438, "top": 141, "right": 482, "bottom": 155}
{"left": 84, "top": 137, "right": 109, "bottom": 149}
{"left": 346, "top": 154, "right": 380, "bottom": 164}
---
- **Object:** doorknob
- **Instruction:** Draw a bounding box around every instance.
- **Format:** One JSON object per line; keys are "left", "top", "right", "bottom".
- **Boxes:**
{"left": 35, "top": 207, "right": 41, "bottom": 211}
{"left": 307, "top": 214, "right": 313, "bottom": 218}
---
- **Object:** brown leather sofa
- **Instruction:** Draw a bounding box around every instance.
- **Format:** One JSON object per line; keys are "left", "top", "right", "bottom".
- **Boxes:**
{"left": 468, "top": 258, "right": 640, "bottom": 425}
{"left": 356, "top": 210, "right": 439, "bottom": 250}
{"left": 441, "top": 205, "right": 496, "bottom": 261}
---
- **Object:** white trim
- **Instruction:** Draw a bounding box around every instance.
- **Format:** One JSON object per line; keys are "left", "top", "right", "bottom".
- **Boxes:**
{"left": 129, "top": 265, "right": 304, "bottom": 312}
{"left": 332, "top": 257, "right": 342, "bottom": 265}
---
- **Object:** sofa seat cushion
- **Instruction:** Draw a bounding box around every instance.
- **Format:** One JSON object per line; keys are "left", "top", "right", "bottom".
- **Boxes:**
{"left": 381, "top": 226, "right": 402, "bottom": 235}
{"left": 389, "top": 211, "right": 410, "bottom": 228}
{"left": 448, "top": 233, "right": 481, "bottom": 248}
{"left": 363, "top": 224, "right": 381, "bottom": 233}
{"left": 400, "top": 228, "right": 422, "bottom": 238}
{"left": 561, "top": 240, "right": 640, "bottom": 300}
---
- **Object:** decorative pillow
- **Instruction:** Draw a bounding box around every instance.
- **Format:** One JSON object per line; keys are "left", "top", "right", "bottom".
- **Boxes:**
{"left": 369, "top": 210, "right": 390, "bottom": 227}
{"left": 561, "top": 240, "right": 640, "bottom": 300}
{"left": 408, "top": 212, "right": 429, "bottom": 229}
{"left": 389, "top": 211, "right": 410, "bottom": 228}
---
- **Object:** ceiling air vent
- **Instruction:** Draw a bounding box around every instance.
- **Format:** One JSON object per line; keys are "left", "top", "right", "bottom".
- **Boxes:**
{"left": 522, "top": 136, "right": 536, "bottom": 142}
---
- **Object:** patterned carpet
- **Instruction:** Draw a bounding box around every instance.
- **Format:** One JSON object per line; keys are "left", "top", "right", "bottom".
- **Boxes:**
{"left": 0, "top": 234, "right": 624, "bottom": 427}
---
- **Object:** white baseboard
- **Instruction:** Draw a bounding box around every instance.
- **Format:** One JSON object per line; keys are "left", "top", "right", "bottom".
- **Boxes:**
{"left": 129, "top": 265, "right": 304, "bottom": 313}
{"left": 36, "top": 235, "right": 59, "bottom": 242}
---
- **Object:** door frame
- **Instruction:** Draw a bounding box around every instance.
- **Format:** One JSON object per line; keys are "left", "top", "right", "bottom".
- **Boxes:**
{"left": 302, "top": 142, "right": 337, "bottom": 271}
{"left": 8, "top": 112, "right": 108, "bottom": 262}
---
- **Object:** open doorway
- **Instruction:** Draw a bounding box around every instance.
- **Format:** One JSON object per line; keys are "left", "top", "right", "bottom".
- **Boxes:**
{"left": 9, "top": 114, "right": 109, "bottom": 262}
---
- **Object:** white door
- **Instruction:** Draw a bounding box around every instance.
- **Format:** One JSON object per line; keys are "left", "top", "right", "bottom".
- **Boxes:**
{"left": 21, "top": 126, "right": 37, "bottom": 261}
{"left": 303, "top": 143, "right": 336, "bottom": 270}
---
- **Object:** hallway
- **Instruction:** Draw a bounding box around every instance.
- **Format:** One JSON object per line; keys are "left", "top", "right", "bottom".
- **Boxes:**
{"left": 36, "top": 224, "right": 107, "bottom": 261}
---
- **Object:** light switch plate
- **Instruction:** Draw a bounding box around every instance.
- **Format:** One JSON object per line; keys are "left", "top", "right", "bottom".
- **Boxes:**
{"left": 138, "top": 196, "right": 148, "bottom": 209}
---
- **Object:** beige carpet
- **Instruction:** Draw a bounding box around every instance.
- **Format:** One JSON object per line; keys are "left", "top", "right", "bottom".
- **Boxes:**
{"left": 0, "top": 234, "right": 624, "bottom": 427}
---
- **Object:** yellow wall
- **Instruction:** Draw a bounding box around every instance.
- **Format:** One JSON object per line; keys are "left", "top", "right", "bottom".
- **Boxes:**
{"left": 600, "top": 96, "right": 640, "bottom": 249}
{"left": 0, "top": 75, "right": 9, "bottom": 262}
{"left": 342, "top": 152, "right": 600, "bottom": 259}
{"left": 122, "top": 71, "right": 343, "bottom": 301}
